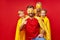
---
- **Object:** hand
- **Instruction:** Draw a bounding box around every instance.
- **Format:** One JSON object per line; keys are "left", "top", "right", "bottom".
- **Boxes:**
{"left": 41, "top": 30, "right": 45, "bottom": 34}
{"left": 24, "top": 21, "right": 27, "bottom": 24}
{"left": 37, "top": 34, "right": 44, "bottom": 38}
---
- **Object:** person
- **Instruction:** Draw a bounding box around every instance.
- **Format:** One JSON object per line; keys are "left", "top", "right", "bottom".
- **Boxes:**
{"left": 34, "top": 2, "right": 42, "bottom": 14}
{"left": 40, "top": 9, "right": 51, "bottom": 40}
{"left": 15, "top": 10, "right": 25, "bottom": 40}
{"left": 34, "top": 2, "right": 42, "bottom": 22}
{"left": 35, "top": 8, "right": 41, "bottom": 19}
{"left": 20, "top": 5, "right": 40, "bottom": 40}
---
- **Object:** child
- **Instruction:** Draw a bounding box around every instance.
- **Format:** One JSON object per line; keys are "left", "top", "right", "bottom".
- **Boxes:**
{"left": 34, "top": 2, "right": 42, "bottom": 14}
{"left": 15, "top": 10, "right": 25, "bottom": 40}
{"left": 40, "top": 9, "right": 51, "bottom": 40}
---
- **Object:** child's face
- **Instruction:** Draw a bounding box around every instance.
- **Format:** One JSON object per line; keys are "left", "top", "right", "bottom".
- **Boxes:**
{"left": 27, "top": 8, "right": 34, "bottom": 14}
{"left": 18, "top": 11, "right": 24, "bottom": 17}
{"left": 40, "top": 11, "right": 46, "bottom": 17}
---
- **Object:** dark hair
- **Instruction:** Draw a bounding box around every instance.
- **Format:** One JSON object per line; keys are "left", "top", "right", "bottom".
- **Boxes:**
{"left": 41, "top": 9, "right": 47, "bottom": 13}
{"left": 27, "top": 5, "right": 34, "bottom": 9}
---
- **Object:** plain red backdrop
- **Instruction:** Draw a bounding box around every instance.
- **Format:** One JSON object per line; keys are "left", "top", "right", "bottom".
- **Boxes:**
{"left": 0, "top": 0, "right": 60, "bottom": 40}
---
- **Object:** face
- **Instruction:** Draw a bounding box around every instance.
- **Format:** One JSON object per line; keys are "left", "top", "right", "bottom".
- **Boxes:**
{"left": 37, "top": 12, "right": 41, "bottom": 17}
{"left": 40, "top": 10, "right": 46, "bottom": 17}
{"left": 36, "top": 2, "right": 42, "bottom": 9}
{"left": 18, "top": 11, "right": 24, "bottom": 17}
{"left": 36, "top": 9, "right": 41, "bottom": 16}
{"left": 27, "top": 8, "right": 34, "bottom": 14}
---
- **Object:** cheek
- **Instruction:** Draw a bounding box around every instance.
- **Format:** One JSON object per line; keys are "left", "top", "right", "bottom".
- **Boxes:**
{"left": 19, "top": 14, "right": 23, "bottom": 17}
{"left": 18, "top": 15, "right": 21, "bottom": 17}
{"left": 41, "top": 13, "right": 45, "bottom": 16}
{"left": 27, "top": 10, "right": 30, "bottom": 13}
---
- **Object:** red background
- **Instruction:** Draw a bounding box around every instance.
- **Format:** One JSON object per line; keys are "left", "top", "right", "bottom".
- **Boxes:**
{"left": 0, "top": 0, "right": 60, "bottom": 40}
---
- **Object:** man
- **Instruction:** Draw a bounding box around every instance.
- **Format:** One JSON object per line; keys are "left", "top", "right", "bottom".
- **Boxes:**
{"left": 21, "top": 5, "right": 46, "bottom": 40}
{"left": 25, "top": 13, "right": 40, "bottom": 40}
{"left": 22, "top": 6, "right": 40, "bottom": 40}
{"left": 40, "top": 9, "right": 51, "bottom": 40}
{"left": 20, "top": 5, "right": 39, "bottom": 40}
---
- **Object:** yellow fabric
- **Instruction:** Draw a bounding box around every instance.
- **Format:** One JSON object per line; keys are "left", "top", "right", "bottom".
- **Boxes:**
{"left": 15, "top": 18, "right": 25, "bottom": 40}
{"left": 15, "top": 15, "right": 29, "bottom": 40}
{"left": 15, "top": 16, "right": 51, "bottom": 40}
{"left": 39, "top": 16, "right": 51, "bottom": 40}
{"left": 35, "top": 16, "right": 48, "bottom": 33}
{"left": 15, "top": 18, "right": 22, "bottom": 40}
{"left": 34, "top": 9, "right": 37, "bottom": 14}
{"left": 20, "top": 30, "right": 25, "bottom": 40}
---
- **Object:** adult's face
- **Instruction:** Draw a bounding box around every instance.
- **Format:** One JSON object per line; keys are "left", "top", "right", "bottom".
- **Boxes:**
{"left": 27, "top": 8, "right": 34, "bottom": 14}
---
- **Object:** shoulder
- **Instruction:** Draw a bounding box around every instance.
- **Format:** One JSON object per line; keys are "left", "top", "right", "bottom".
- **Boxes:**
{"left": 34, "top": 16, "right": 40, "bottom": 20}
{"left": 18, "top": 18, "right": 22, "bottom": 21}
{"left": 25, "top": 15, "right": 29, "bottom": 20}
{"left": 45, "top": 16, "right": 50, "bottom": 21}
{"left": 17, "top": 18, "right": 22, "bottom": 22}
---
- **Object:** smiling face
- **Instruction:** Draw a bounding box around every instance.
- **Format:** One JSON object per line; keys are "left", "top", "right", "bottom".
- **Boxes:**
{"left": 27, "top": 8, "right": 34, "bottom": 14}
{"left": 18, "top": 10, "right": 24, "bottom": 17}
{"left": 27, "top": 5, "right": 34, "bottom": 14}
{"left": 40, "top": 10, "right": 47, "bottom": 17}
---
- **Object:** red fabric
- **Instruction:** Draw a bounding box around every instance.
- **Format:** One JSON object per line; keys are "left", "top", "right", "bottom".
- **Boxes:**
{"left": 25, "top": 18, "right": 40, "bottom": 40}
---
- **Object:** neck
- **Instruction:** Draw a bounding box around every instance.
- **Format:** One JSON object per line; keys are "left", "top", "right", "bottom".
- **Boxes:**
{"left": 29, "top": 17, "right": 34, "bottom": 19}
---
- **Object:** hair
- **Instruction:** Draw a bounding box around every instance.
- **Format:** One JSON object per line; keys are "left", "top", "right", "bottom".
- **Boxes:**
{"left": 27, "top": 5, "right": 34, "bottom": 9}
{"left": 41, "top": 9, "right": 47, "bottom": 13}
